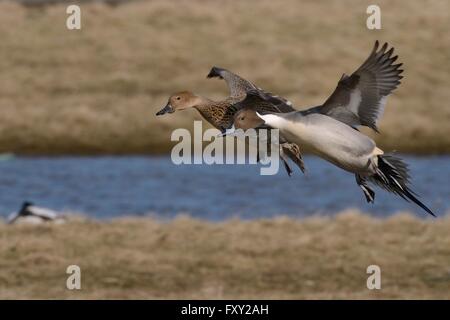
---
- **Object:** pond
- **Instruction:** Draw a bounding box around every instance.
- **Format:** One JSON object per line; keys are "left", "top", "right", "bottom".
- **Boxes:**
{"left": 0, "top": 155, "right": 448, "bottom": 220}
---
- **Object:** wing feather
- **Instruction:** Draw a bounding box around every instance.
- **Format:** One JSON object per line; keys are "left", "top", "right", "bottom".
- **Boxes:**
{"left": 207, "top": 66, "right": 294, "bottom": 112}
{"left": 319, "top": 41, "right": 404, "bottom": 131}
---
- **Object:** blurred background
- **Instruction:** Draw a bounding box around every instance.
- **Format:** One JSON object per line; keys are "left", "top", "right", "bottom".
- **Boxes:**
{"left": 0, "top": 0, "right": 448, "bottom": 218}
{"left": 0, "top": 0, "right": 449, "bottom": 299}
{"left": 0, "top": 0, "right": 448, "bottom": 155}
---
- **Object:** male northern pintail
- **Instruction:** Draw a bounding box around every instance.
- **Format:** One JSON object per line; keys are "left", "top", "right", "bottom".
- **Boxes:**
{"left": 156, "top": 67, "right": 305, "bottom": 175}
{"left": 7, "top": 201, "right": 65, "bottom": 224}
{"left": 225, "top": 41, "right": 435, "bottom": 216}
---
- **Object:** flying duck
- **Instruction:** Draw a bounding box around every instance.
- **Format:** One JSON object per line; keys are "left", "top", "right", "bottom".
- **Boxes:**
{"left": 156, "top": 68, "right": 305, "bottom": 175}
{"left": 225, "top": 41, "right": 435, "bottom": 216}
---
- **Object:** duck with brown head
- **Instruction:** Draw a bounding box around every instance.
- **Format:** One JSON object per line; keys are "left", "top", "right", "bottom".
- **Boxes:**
{"left": 225, "top": 93, "right": 306, "bottom": 174}
{"left": 157, "top": 90, "right": 238, "bottom": 131}
{"left": 157, "top": 91, "right": 202, "bottom": 115}
{"left": 156, "top": 67, "right": 306, "bottom": 176}
{"left": 233, "top": 109, "right": 265, "bottom": 131}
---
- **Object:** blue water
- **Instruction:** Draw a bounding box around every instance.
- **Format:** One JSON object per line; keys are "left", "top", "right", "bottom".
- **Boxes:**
{"left": 0, "top": 156, "right": 448, "bottom": 220}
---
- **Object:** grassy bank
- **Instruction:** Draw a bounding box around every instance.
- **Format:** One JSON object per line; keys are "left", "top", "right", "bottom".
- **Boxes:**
{"left": 0, "top": 211, "right": 449, "bottom": 299}
{"left": 0, "top": 0, "right": 449, "bottom": 154}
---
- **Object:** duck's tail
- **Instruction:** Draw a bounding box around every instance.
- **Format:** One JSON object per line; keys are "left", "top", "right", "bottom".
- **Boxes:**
{"left": 368, "top": 154, "right": 435, "bottom": 217}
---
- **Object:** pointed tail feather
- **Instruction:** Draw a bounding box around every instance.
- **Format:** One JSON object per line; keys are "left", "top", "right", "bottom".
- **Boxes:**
{"left": 369, "top": 154, "right": 436, "bottom": 217}
{"left": 401, "top": 187, "right": 436, "bottom": 217}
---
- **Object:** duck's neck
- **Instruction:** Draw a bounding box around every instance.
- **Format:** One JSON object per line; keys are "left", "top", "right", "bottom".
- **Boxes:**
{"left": 192, "top": 96, "right": 232, "bottom": 130}
{"left": 192, "top": 96, "right": 215, "bottom": 110}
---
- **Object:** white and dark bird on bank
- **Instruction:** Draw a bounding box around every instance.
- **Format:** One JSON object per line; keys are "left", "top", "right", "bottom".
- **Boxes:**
{"left": 7, "top": 201, "right": 65, "bottom": 224}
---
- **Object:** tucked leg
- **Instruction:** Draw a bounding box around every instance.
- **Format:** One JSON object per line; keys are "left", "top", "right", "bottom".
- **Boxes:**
{"left": 279, "top": 147, "right": 293, "bottom": 176}
{"left": 355, "top": 174, "right": 375, "bottom": 203}
{"left": 281, "top": 142, "right": 306, "bottom": 174}
{"left": 256, "top": 141, "right": 293, "bottom": 177}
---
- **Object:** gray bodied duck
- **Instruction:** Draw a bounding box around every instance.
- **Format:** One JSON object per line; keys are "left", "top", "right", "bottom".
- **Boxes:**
{"left": 224, "top": 41, "right": 435, "bottom": 216}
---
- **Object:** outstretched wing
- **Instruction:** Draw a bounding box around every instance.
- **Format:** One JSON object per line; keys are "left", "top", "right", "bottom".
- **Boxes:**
{"left": 232, "top": 89, "right": 294, "bottom": 116}
{"left": 207, "top": 66, "right": 255, "bottom": 99}
{"left": 207, "top": 66, "right": 294, "bottom": 112}
{"left": 318, "top": 41, "right": 404, "bottom": 132}
{"left": 217, "top": 90, "right": 294, "bottom": 130}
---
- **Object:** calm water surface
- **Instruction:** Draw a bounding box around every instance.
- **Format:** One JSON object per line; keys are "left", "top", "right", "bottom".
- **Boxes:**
{"left": 0, "top": 156, "right": 448, "bottom": 220}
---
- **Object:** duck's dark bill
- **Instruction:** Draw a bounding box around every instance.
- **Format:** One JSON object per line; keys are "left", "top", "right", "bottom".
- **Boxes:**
{"left": 156, "top": 104, "right": 174, "bottom": 116}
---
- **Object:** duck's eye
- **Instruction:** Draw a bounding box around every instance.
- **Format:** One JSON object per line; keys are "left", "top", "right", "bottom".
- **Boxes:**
{"left": 176, "top": 96, "right": 181, "bottom": 100}
{"left": 239, "top": 116, "right": 245, "bottom": 121}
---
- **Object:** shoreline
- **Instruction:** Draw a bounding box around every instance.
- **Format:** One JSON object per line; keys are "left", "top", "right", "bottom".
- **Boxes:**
{"left": 2, "top": 149, "right": 450, "bottom": 156}
{"left": 2, "top": 209, "right": 449, "bottom": 224}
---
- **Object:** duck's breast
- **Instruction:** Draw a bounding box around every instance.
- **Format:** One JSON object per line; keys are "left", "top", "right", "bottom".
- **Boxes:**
{"left": 280, "top": 113, "right": 377, "bottom": 173}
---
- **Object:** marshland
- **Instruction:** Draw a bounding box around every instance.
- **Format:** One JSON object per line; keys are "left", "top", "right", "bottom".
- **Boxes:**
{"left": 1, "top": 212, "right": 450, "bottom": 299}
{"left": 0, "top": 0, "right": 449, "bottom": 300}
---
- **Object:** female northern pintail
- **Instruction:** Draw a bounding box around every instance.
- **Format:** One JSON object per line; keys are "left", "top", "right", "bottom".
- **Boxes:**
{"left": 226, "top": 41, "right": 435, "bottom": 216}
{"left": 156, "top": 67, "right": 305, "bottom": 175}
{"left": 7, "top": 201, "right": 65, "bottom": 224}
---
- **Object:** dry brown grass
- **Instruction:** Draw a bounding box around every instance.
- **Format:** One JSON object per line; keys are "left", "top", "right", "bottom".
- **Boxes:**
{"left": 0, "top": 0, "right": 448, "bottom": 154}
{"left": 0, "top": 211, "right": 449, "bottom": 299}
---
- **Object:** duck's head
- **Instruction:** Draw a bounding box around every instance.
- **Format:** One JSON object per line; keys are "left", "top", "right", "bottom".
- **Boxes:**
{"left": 219, "top": 109, "right": 265, "bottom": 137}
{"left": 233, "top": 109, "right": 265, "bottom": 130}
{"left": 21, "top": 201, "right": 33, "bottom": 209}
{"left": 156, "top": 91, "right": 200, "bottom": 116}
{"left": 19, "top": 201, "right": 33, "bottom": 216}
